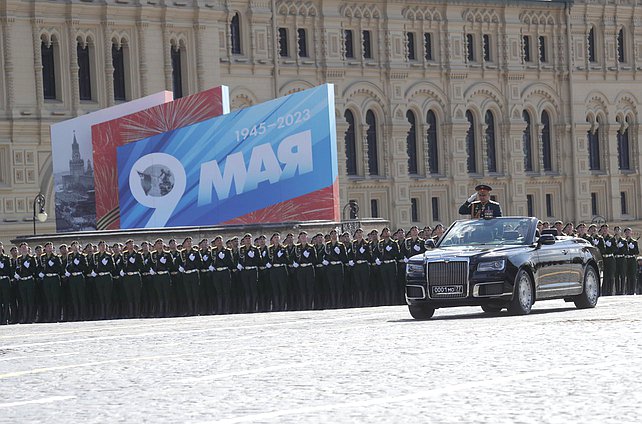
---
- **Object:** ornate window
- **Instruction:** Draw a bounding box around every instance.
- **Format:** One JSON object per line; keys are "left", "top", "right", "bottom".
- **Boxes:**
{"left": 523, "top": 35, "right": 532, "bottom": 63}
{"left": 77, "top": 42, "right": 92, "bottom": 101}
{"left": 523, "top": 111, "right": 533, "bottom": 172}
{"left": 406, "top": 32, "right": 416, "bottom": 61}
{"left": 424, "top": 33, "right": 433, "bottom": 61}
{"left": 344, "top": 30, "right": 354, "bottom": 59}
{"left": 588, "top": 26, "right": 596, "bottom": 63}
{"left": 485, "top": 110, "right": 497, "bottom": 173}
{"left": 541, "top": 111, "right": 552, "bottom": 171}
{"left": 466, "top": 110, "right": 476, "bottom": 173}
{"left": 363, "top": 30, "right": 372, "bottom": 59}
{"left": 426, "top": 110, "right": 438, "bottom": 174}
{"left": 278, "top": 28, "right": 288, "bottom": 57}
{"left": 42, "top": 39, "right": 57, "bottom": 100}
{"left": 483, "top": 34, "right": 491, "bottom": 62}
{"left": 366, "top": 110, "right": 379, "bottom": 176}
{"left": 406, "top": 111, "right": 418, "bottom": 175}
{"left": 587, "top": 116, "right": 601, "bottom": 171}
{"left": 231, "top": 13, "right": 242, "bottom": 55}
{"left": 344, "top": 110, "right": 357, "bottom": 176}
{"left": 466, "top": 34, "right": 475, "bottom": 62}
{"left": 297, "top": 28, "right": 308, "bottom": 58}
{"left": 618, "top": 122, "right": 630, "bottom": 171}
{"left": 617, "top": 28, "right": 625, "bottom": 63}
{"left": 112, "top": 42, "right": 127, "bottom": 101}
{"left": 538, "top": 36, "right": 546, "bottom": 63}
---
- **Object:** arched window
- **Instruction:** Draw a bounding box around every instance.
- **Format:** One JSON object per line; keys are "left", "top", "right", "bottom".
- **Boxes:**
{"left": 466, "top": 110, "right": 476, "bottom": 173}
{"left": 541, "top": 111, "right": 552, "bottom": 171}
{"left": 523, "top": 111, "right": 533, "bottom": 172}
{"left": 485, "top": 110, "right": 497, "bottom": 173}
{"left": 618, "top": 120, "right": 630, "bottom": 170}
{"left": 588, "top": 26, "right": 596, "bottom": 63}
{"left": 112, "top": 42, "right": 127, "bottom": 101}
{"left": 426, "top": 110, "right": 438, "bottom": 174}
{"left": 344, "top": 110, "right": 357, "bottom": 176}
{"left": 617, "top": 28, "right": 625, "bottom": 63}
{"left": 406, "top": 111, "right": 418, "bottom": 175}
{"left": 231, "top": 13, "right": 242, "bottom": 55}
{"left": 41, "top": 38, "right": 57, "bottom": 100}
{"left": 366, "top": 110, "right": 379, "bottom": 176}
{"left": 466, "top": 34, "right": 474, "bottom": 62}
{"left": 77, "top": 41, "right": 92, "bottom": 101}
{"left": 171, "top": 44, "right": 184, "bottom": 99}
{"left": 588, "top": 117, "right": 601, "bottom": 171}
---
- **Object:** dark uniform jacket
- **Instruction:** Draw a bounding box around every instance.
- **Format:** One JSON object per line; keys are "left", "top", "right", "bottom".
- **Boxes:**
{"left": 181, "top": 248, "right": 202, "bottom": 272}
{"left": 0, "top": 254, "right": 13, "bottom": 278}
{"left": 351, "top": 240, "right": 372, "bottom": 263}
{"left": 16, "top": 255, "right": 39, "bottom": 279}
{"left": 40, "top": 254, "right": 63, "bottom": 277}
{"left": 378, "top": 238, "right": 400, "bottom": 262}
{"left": 152, "top": 250, "right": 175, "bottom": 273}
{"left": 94, "top": 252, "right": 116, "bottom": 275}
{"left": 199, "top": 249, "right": 213, "bottom": 271}
{"left": 66, "top": 252, "right": 89, "bottom": 275}
{"left": 626, "top": 238, "right": 639, "bottom": 257}
{"left": 459, "top": 200, "right": 503, "bottom": 218}
{"left": 267, "top": 244, "right": 290, "bottom": 266}
{"left": 239, "top": 245, "right": 261, "bottom": 268}
{"left": 293, "top": 243, "right": 317, "bottom": 265}
{"left": 212, "top": 247, "right": 235, "bottom": 269}
{"left": 123, "top": 250, "right": 144, "bottom": 274}
{"left": 401, "top": 237, "right": 426, "bottom": 260}
{"left": 324, "top": 241, "right": 348, "bottom": 264}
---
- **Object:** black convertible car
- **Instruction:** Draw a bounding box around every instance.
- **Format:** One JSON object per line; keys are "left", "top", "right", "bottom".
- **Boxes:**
{"left": 405, "top": 217, "right": 602, "bottom": 319}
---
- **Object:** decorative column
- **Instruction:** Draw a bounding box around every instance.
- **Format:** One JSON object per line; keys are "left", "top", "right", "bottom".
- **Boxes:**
{"left": 103, "top": 21, "right": 115, "bottom": 106}
{"left": 335, "top": 109, "right": 350, "bottom": 213}
{"left": 193, "top": 23, "right": 206, "bottom": 92}
{"left": 69, "top": 27, "right": 80, "bottom": 114}
{"left": 137, "top": 21, "right": 149, "bottom": 96}
{"left": 32, "top": 20, "right": 44, "bottom": 110}
{"left": 162, "top": 23, "right": 173, "bottom": 92}
{"left": 360, "top": 123, "right": 371, "bottom": 177}
{"left": 2, "top": 17, "right": 16, "bottom": 111}
{"left": 606, "top": 121, "right": 622, "bottom": 220}
{"left": 574, "top": 121, "right": 596, "bottom": 222}
{"left": 389, "top": 108, "right": 412, "bottom": 228}
{"left": 505, "top": 118, "right": 528, "bottom": 216}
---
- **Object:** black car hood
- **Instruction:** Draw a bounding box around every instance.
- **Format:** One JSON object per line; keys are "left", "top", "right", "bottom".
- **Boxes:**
{"left": 411, "top": 244, "right": 533, "bottom": 262}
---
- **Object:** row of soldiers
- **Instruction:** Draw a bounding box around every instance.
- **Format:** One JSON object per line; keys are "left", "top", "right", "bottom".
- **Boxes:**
{"left": 548, "top": 222, "right": 641, "bottom": 296}
{"left": 0, "top": 225, "right": 444, "bottom": 324}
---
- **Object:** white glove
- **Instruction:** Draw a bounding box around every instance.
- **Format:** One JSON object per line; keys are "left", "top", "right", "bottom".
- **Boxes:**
{"left": 178, "top": 266, "right": 185, "bottom": 273}
{"left": 266, "top": 263, "right": 272, "bottom": 269}
{"left": 91, "top": 271, "right": 97, "bottom": 278}
{"left": 375, "top": 258, "right": 382, "bottom": 266}
{"left": 119, "top": 270, "right": 125, "bottom": 277}
{"left": 322, "top": 259, "right": 329, "bottom": 266}
{"left": 208, "top": 265, "right": 215, "bottom": 272}
{"left": 65, "top": 271, "right": 71, "bottom": 277}
{"left": 348, "top": 260, "right": 355, "bottom": 267}
{"left": 404, "top": 258, "right": 409, "bottom": 263}
{"left": 237, "top": 263, "right": 243, "bottom": 271}
{"left": 39, "top": 272, "right": 45, "bottom": 279}
{"left": 292, "top": 262, "right": 300, "bottom": 268}
{"left": 14, "top": 273, "right": 20, "bottom": 280}
{"left": 467, "top": 192, "right": 477, "bottom": 203}
{"left": 149, "top": 268, "right": 156, "bottom": 275}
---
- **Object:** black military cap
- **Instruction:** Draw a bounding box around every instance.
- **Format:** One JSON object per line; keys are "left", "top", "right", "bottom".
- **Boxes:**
{"left": 258, "top": 234, "right": 266, "bottom": 240}
{"left": 576, "top": 223, "right": 586, "bottom": 228}
{"left": 198, "top": 238, "right": 208, "bottom": 245}
{"left": 600, "top": 224, "right": 609, "bottom": 229}
{"left": 475, "top": 184, "right": 493, "bottom": 192}
{"left": 154, "top": 238, "right": 164, "bottom": 245}
{"left": 212, "top": 235, "right": 222, "bottom": 242}
{"left": 125, "top": 239, "right": 134, "bottom": 245}
{"left": 182, "top": 236, "right": 193, "bottom": 244}
{"left": 588, "top": 224, "right": 597, "bottom": 230}
{"left": 242, "top": 233, "right": 252, "bottom": 240}
{"left": 353, "top": 228, "right": 364, "bottom": 237}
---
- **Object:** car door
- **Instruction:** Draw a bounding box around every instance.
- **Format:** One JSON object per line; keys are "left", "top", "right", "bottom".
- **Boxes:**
{"left": 535, "top": 240, "right": 575, "bottom": 298}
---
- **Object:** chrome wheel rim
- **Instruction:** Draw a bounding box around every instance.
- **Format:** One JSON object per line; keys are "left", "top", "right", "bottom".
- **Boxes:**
{"left": 518, "top": 273, "right": 532, "bottom": 311}
{"left": 585, "top": 269, "right": 599, "bottom": 304}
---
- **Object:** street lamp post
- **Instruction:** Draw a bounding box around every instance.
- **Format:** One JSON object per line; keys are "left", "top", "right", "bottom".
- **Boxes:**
{"left": 33, "top": 193, "right": 48, "bottom": 235}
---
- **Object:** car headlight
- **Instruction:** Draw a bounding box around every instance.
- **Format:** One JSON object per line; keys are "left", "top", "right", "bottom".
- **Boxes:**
{"left": 407, "top": 263, "right": 424, "bottom": 275}
{"left": 477, "top": 260, "right": 506, "bottom": 272}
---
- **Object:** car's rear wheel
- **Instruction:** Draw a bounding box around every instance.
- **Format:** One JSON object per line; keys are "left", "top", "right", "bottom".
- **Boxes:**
{"left": 481, "top": 305, "right": 502, "bottom": 314}
{"left": 408, "top": 304, "right": 435, "bottom": 320}
{"left": 574, "top": 265, "right": 599, "bottom": 309}
{"left": 508, "top": 269, "right": 534, "bottom": 315}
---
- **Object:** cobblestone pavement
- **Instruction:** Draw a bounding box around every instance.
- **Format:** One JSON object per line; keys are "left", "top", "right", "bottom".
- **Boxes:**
{"left": 1, "top": 297, "right": 642, "bottom": 423}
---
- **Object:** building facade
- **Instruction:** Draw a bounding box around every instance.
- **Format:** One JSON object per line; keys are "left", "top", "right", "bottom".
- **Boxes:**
{"left": 0, "top": 0, "right": 641, "bottom": 240}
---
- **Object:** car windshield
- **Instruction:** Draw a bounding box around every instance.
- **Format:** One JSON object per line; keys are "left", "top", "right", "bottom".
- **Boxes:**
{"left": 438, "top": 218, "right": 534, "bottom": 247}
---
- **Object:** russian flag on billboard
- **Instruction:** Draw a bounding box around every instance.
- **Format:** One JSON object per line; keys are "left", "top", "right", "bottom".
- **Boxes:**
{"left": 116, "top": 84, "right": 339, "bottom": 229}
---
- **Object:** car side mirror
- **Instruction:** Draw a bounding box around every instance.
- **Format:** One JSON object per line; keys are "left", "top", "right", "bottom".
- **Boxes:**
{"left": 538, "top": 234, "right": 556, "bottom": 247}
{"left": 425, "top": 239, "right": 436, "bottom": 249}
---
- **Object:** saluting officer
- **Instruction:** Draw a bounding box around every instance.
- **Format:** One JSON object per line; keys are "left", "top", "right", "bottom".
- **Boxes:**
{"left": 324, "top": 229, "right": 348, "bottom": 309}
{"left": 624, "top": 228, "right": 639, "bottom": 295}
{"left": 351, "top": 228, "right": 371, "bottom": 308}
{"left": 600, "top": 224, "right": 615, "bottom": 296}
{"left": 40, "top": 242, "right": 63, "bottom": 322}
{"left": 293, "top": 231, "right": 317, "bottom": 310}
{"left": 15, "top": 242, "right": 38, "bottom": 323}
{"left": 238, "top": 233, "right": 260, "bottom": 313}
{"left": 122, "top": 239, "right": 144, "bottom": 318}
{"left": 266, "top": 233, "right": 290, "bottom": 312}
{"left": 211, "top": 236, "right": 234, "bottom": 314}
{"left": 65, "top": 241, "right": 88, "bottom": 321}
{"left": 180, "top": 237, "right": 202, "bottom": 316}
{"left": 93, "top": 241, "right": 115, "bottom": 320}
{"left": 378, "top": 227, "right": 400, "bottom": 306}
{"left": 151, "top": 238, "right": 174, "bottom": 318}
{"left": 459, "top": 184, "right": 503, "bottom": 219}
{"left": 0, "top": 242, "right": 14, "bottom": 325}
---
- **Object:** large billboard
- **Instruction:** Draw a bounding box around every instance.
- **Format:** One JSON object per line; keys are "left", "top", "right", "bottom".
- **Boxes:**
{"left": 51, "top": 91, "right": 173, "bottom": 232}
{"left": 116, "top": 84, "right": 339, "bottom": 229}
{"left": 91, "top": 86, "right": 229, "bottom": 230}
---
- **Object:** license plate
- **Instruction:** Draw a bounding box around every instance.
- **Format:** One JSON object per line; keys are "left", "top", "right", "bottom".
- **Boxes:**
{"left": 432, "top": 285, "right": 464, "bottom": 295}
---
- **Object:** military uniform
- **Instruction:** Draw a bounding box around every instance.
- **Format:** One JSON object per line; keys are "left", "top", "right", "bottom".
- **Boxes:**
{"left": 313, "top": 242, "right": 327, "bottom": 309}
{"left": 459, "top": 200, "right": 503, "bottom": 219}
{"left": 94, "top": 251, "right": 115, "bottom": 319}
{"left": 257, "top": 245, "right": 272, "bottom": 312}
{"left": 151, "top": 250, "right": 174, "bottom": 317}
{"left": 293, "top": 243, "right": 317, "bottom": 310}
{"left": 266, "top": 244, "right": 290, "bottom": 312}
{"left": 140, "top": 251, "right": 154, "bottom": 317}
{"left": 286, "top": 243, "right": 298, "bottom": 310}
{"left": 602, "top": 234, "right": 615, "bottom": 296}
{"left": 351, "top": 239, "right": 371, "bottom": 307}
{"left": 40, "top": 253, "right": 63, "bottom": 322}
{"left": 169, "top": 249, "right": 182, "bottom": 316}
{"left": 625, "top": 237, "right": 639, "bottom": 295}
{"left": 15, "top": 254, "right": 38, "bottom": 323}
{"left": 211, "top": 247, "right": 234, "bottom": 314}
{"left": 238, "top": 244, "right": 260, "bottom": 313}
{"left": 614, "top": 237, "right": 628, "bottom": 295}
{"left": 378, "top": 238, "right": 400, "bottom": 305}
{"left": 65, "top": 251, "right": 88, "bottom": 321}
{"left": 0, "top": 253, "right": 13, "bottom": 324}
{"left": 180, "top": 247, "right": 202, "bottom": 316}
{"left": 369, "top": 240, "right": 383, "bottom": 306}
{"left": 400, "top": 237, "right": 426, "bottom": 304}
{"left": 199, "top": 248, "right": 215, "bottom": 315}
{"left": 122, "top": 250, "right": 144, "bottom": 317}
{"left": 324, "top": 240, "right": 348, "bottom": 309}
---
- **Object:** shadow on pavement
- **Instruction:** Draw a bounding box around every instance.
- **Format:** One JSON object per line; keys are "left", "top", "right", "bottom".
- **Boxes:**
{"left": 388, "top": 306, "right": 580, "bottom": 323}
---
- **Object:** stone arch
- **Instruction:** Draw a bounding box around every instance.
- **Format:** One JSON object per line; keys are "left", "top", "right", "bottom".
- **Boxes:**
{"left": 615, "top": 92, "right": 639, "bottom": 121}
{"left": 343, "top": 81, "right": 388, "bottom": 121}
{"left": 521, "top": 82, "right": 562, "bottom": 119}
{"left": 340, "top": 4, "right": 381, "bottom": 20}
{"left": 277, "top": 1, "right": 318, "bottom": 17}
{"left": 402, "top": 6, "right": 443, "bottom": 22}
{"left": 110, "top": 32, "right": 131, "bottom": 49}
{"left": 230, "top": 87, "right": 257, "bottom": 110}
{"left": 405, "top": 82, "right": 448, "bottom": 120}
{"left": 39, "top": 29, "right": 61, "bottom": 47}
{"left": 279, "top": 79, "right": 315, "bottom": 96}
{"left": 464, "top": 83, "right": 505, "bottom": 116}
{"left": 462, "top": 8, "right": 500, "bottom": 24}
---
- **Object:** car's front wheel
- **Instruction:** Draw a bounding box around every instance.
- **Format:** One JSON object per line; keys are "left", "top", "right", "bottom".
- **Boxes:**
{"left": 481, "top": 304, "right": 502, "bottom": 314}
{"left": 574, "top": 265, "right": 599, "bottom": 309}
{"left": 408, "top": 304, "right": 435, "bottom": 320}
{"left": 508, "top": 269, "right": 534, "bottom": 315}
